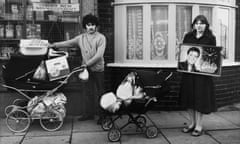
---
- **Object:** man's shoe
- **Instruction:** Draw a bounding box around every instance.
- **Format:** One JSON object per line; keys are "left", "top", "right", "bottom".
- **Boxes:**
{"left": 78, "top": 115, "right": 94, "bottom": 121}
{"left": 191, "top": 129, "right": 203, "bottom": 137}
{"left": 182, "top": 126, "right": 195, "bottom": 133}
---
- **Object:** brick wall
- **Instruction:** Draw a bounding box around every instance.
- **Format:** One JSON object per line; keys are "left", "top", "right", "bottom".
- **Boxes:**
{"left": 98, "top": 0, "right": 114, "bottom": 92}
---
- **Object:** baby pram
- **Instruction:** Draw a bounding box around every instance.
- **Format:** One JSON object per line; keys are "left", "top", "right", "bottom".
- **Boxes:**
{"left": 100, "top": 70, "right": 172, "bottom": 142}
{"left": 1, "top": 40, "right": 85, "bottom": 132}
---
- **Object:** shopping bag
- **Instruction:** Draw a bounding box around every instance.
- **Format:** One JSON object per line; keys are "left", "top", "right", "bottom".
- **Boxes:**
{"left": 33, "top": 61, "right": 47, "bottom": 81}
{"left": 45, "top": 56, "right": 70, "bottom": 81}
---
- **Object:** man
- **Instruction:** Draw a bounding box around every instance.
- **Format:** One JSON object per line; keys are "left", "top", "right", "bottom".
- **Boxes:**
{"left": 48, "top": 14, "right": 106, "bottom": 124}
{"left": 178, "top": 47, "right": 200, "bottom": 72}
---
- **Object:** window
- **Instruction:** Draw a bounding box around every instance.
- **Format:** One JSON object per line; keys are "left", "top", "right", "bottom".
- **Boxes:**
{"left": 113, "top": 0, "right": 236, "bottom": 66}
{"left": 176, "top": 6, "right": 192, "bottom": 60}
{"left": 127, "top": 6, "right": 143, "bottom": 60}
{"left": 217, "top": 8, "right": 229, "bottom": 59}
{"left": 151, "top": 6, "right": 168, "bottom": 60}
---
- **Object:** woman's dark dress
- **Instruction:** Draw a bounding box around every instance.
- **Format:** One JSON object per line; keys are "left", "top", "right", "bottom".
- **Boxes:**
{"left": 180, "top": 32, "right": 216, "bottom": 114}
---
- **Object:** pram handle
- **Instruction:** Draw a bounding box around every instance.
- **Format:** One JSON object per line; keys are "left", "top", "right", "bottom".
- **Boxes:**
{"left": 48, "top": 48, "right": 69, "bottom": 58}
{"left": 45, "top": 66, "right": 85, "bottom": 96}
{"left": 1, "top": 84, "right": 31, "bottom": 100}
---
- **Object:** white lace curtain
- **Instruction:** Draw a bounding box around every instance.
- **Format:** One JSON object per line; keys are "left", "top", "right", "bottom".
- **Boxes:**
{"left": 127, "top": 6, "right": 143, "bottom": 60}
{"left": 151, "top": 6, "right": 168, "bottom": 60}
{"left": 176, "top": 6, "right": 192, "bottom": 60}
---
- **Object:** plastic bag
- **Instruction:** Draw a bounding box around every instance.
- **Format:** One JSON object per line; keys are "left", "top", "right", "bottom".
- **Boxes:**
{"left": 78, "top": 68, "right": 89, "bottom": 81}
{"left": 33, "top": 61, "right": 47, "bottom": 81}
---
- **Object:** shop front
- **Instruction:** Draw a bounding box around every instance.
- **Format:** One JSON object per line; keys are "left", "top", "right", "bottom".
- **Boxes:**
{"left": 0, "top": 0, "right": 98, "bottom": 117}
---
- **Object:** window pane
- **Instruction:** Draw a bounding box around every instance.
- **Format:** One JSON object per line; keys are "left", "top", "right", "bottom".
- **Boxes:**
{"left": 200, "top": 6, "right": 213, "bottom": 26}
{"left": 127, "top": 6, "right": 143, "bottom": 60}
{"left": 151, "top": 6, "right": 168, "bottom": 60}
{"left": 176, "top": 6, "right": 192, "bottom": 59}
{"left": 218, "top": 8, "right": 229, "bottom": 59}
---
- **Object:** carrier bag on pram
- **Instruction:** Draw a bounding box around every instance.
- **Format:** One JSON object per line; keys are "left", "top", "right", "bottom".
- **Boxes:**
{"left": 2, "top": 39, "right": 70, "bottom": 90}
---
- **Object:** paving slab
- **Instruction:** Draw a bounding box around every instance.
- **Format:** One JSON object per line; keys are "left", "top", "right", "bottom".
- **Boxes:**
{"left": 22, "top": 135, "right": 70, "bottom": 144}
{"left": 121, "top": 133, "right": 169, "bottom": 144}
{"left": 208, "top": 129, "right": 240, "bottom": 144}
{"left": 0, "top": 136, "right": 23, "bottom": 144}
{"left": 150, "top": 111, "right": 188, "bottom": 128}
{"left": 215, "top": 111, "right": 240, "bottom": 127}
{"left": 202, "top": 113, "right": 239, "bottom": 130}
{"left": 161, "top": 128, "right": 218, "bottom": 144}
{"left": 72, "top": 117, "right": 103, "bottom": 133}
{"left": 179, "top": 111, "right": 239, "bottom": 130}
{"left": 0, "top": 118, "right": 26, "bottom": 136}
{"left": 71, "top": 132, "right": 119, "bottom": 144}
{"left": 26, "top": 117, "right": 72, "bottom": 137}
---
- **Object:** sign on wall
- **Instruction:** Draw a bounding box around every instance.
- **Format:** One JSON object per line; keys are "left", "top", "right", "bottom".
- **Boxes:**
{"left": 32, "top": 3, "right": 80, "bottom": 12}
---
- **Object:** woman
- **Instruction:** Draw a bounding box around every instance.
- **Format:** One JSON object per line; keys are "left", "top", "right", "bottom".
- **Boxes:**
{"left": 180, "top": 15, "right": 216, "bottom": 136}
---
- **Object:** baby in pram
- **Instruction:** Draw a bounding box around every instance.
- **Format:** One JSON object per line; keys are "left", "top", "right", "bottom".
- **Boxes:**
{"left": 100, "top": 70, "right": 172, "bottom": 142}
{"left": 100, "top": 72, "right": 146, "bottom": 113}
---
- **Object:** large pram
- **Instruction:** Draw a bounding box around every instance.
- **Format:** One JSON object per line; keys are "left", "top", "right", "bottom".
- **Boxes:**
{"left": 100, "top": 70, "right": 172, "bottom": 142}
{"left": 1, "top": 40, "right": 85, "bottom": 132}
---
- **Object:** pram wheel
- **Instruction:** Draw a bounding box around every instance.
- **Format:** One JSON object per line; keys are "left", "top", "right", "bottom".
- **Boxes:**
{"left": 136, "top": 115, "right": 147, "bottom": 128}
{"left": 101, "top": 117, "right": 113, "bottom": 131}
{"left": 6, "top": 109, "right": 31, "bottom": 133}
{"left": 145, "top": 125, "right": 158, "bottom": 138}
{"left": 108, "top": 128, "right": 121, "bottom": 142}
{"left": 40, "top": 110, "right": 63, "bottom": 132}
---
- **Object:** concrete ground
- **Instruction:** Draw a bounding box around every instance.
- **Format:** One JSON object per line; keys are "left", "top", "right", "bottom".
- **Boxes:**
{"left": 0, "top": 103, "right": 240, "bottom": 144}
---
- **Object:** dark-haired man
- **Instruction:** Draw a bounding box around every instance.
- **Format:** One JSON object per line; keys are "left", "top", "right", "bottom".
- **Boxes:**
{"left": 178, "top": 47, "right": 200, "bottom": 72}
{"left": 48, "top": 14, "right": 106, "bottom": 124}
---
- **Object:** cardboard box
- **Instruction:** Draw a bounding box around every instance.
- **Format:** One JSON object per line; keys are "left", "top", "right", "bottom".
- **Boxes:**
{"left": 70, "top": 0, "right": 79, "bottom": 3}
{"left": 60, "top": 0, "right": 69, "bottom": 3}
{"left": 15, "top": 25, "right": 22, "bottom": 38}
{"left": 45, "top": 56, "right": 70, "bottom": 81}
{"left": 5, "top": 24, "right": 14, "bottom": 38}
{"left": 0, "top": 24, "right": 4, "bottom": 38}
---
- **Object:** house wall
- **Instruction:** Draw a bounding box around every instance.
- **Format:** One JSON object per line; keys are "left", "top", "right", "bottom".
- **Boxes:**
{"left": 98, "top": 0, "right": 240, "bottom": 110}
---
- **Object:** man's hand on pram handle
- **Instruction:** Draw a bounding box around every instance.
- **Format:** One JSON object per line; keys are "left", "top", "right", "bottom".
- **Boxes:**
{"left": 48, "top": 48, "right": 69, "bottom": 58}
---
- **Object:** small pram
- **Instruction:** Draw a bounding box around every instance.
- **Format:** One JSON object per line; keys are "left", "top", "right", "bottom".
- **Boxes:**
{"left": 2, "top": 40, "right": 85, "bottom": 132}
{"left": 100, "top": 70, "right": 173, "bottom": 142}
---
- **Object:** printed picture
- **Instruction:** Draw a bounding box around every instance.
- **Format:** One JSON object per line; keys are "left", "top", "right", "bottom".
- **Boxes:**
{"left": 177, "top": 44, "right": 222, "bottom": 77}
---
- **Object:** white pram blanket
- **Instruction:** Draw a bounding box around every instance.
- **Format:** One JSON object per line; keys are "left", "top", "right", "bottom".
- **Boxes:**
{"left": 27, "top": 92, "right": 67, "bottom": 118}
{"left": 100, "top": 72, "right": 145, "bottom": 113}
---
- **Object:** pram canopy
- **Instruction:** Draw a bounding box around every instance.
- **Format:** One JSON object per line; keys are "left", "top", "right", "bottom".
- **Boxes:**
{"left": 2, "top": 55, "right": 62, "bottom": 90}
{"left": 134, "top": 69, "right": 171, "bottom": 97}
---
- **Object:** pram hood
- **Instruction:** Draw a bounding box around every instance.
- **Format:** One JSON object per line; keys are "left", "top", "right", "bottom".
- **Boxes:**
{"left": 2, "top": 55, "right": 60, "bottom": 90}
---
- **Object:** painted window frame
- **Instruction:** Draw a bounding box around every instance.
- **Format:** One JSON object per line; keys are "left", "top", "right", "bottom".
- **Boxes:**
{"left": 113, "top": 0, "right": 237, "bottom": 67}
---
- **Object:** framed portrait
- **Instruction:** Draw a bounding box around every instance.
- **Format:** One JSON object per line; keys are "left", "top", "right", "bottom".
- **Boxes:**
{"left": 177, "top": 44, "right": 222, "bottom": 77}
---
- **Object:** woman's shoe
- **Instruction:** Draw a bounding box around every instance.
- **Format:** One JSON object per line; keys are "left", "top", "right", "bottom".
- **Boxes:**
{"left": 182, "top": 126, "right": 195, "bottom": 133}
{"left": 191, "top": 129, "right": 203, "bottom": 137}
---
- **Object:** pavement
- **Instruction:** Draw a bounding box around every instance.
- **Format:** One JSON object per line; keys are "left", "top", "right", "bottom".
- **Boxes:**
{"left": 0, "top": 103, "right": 240, "bottom": 144}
